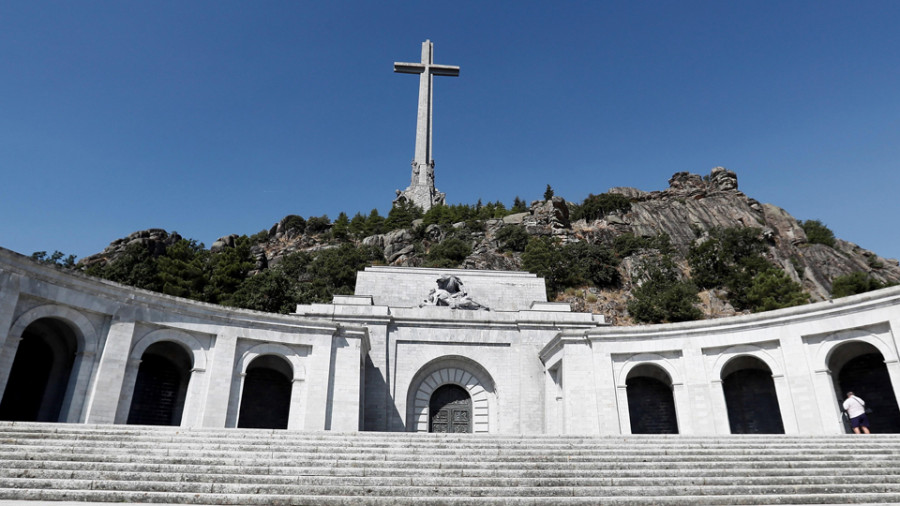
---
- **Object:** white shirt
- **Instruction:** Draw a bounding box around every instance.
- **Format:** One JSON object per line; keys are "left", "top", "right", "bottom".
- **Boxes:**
{"left": 843, "top": 395, "right": 866, "bottom": 418}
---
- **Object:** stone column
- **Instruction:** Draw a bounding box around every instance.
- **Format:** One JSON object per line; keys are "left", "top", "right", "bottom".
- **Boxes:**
{"left": 200, "top": 331, "right": 239, "bottom": 428}
{"left": 709, "top": 379, "right": 732, "bottom": 434}
{"left": 0, "top": 272, "right": 20, "bottom": 353}
{"left": 812, "top": 368, "right": 844, "bottom": 434}
{"left": 561, "top": 340, "right": 601, "bottom": 434}
{"left": 615, "top": 384, "right": 630, "bottom": 434}
{"left": 885, "top": 359, "right": 900, "bottom": 414}
{"left": 325, "top": 332, "right": 364, "bottom": 432}
{"left": 0, "top": 336, "right": 22, "bottom": 401}
{"left": 113, "top": 357, "right": 142, "bottom": 424}
{"left": 62, "top": 350, "right": 96, "bottom": 423}
{"left": 84, "top": 309, "right": 137, "bottom": 425}
{"left": 772, "top": 373, "right": 799, "bottom": 434}
{"left": 287, "top": 375, "right": 308, "bottom": 431}
{"left": 671, "top": 382, "right": 690, "bottom": 435}
{"left": 180, "top": 366, "right": 208, "bottom": 427}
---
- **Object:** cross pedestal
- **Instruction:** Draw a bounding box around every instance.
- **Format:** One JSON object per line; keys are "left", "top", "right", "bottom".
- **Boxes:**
{"left": 393, "top": 40, "right": 459, "bottom": 211}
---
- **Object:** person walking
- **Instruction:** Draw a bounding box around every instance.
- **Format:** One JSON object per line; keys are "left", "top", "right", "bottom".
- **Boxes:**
{"left": 843, "top": 391, "right": 871, "bottom": 434}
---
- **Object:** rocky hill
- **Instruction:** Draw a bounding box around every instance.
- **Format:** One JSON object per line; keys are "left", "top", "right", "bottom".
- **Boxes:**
{"left": 80, "top": 168, "right": 900, "bottom": 325}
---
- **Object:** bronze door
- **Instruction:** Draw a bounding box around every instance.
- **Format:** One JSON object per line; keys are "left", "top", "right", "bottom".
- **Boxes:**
{"left": 429, "top": 384, "right": 472, "bottom": 433}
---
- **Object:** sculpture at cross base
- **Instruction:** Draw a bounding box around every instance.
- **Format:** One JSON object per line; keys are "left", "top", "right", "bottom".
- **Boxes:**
{"left": 393, "top": 40, "right": 459, "bottom": 212}
{"left": 420, "top": 274, "right": 489, "bottom": 311}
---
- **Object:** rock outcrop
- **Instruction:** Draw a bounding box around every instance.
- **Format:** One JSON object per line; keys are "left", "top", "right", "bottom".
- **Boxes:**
{"left": 78, "top": 167, "right": 900, "bottom": 325}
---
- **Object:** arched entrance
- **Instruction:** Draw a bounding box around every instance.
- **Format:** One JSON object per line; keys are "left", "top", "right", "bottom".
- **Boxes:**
{"left": 626, "top": 364, "right": 678, "bottom": 434}
{"left": 407, "top": 357, "right": 496, "bottom": 433}
{"left": 127, "top": 341, "right": 192, "bottom": 426}
{"left": 429, "top": 384, "right": 472, "bottom": 433}
{"left": 722, "top": 356, "right": 785, "bottom": 434}
{"left": 829, "top": 341, "right": 900, "bottom": 433}
{"left": 0, "top": 318, "right": 77, "bottom": 422}
{"left": 238, "top": 355, "right": 293, "bottom": 429}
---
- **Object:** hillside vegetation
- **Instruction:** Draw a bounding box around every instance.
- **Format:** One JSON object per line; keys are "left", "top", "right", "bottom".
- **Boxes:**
{"left": 44, "top": 167, "right": 899, "bottom": 325}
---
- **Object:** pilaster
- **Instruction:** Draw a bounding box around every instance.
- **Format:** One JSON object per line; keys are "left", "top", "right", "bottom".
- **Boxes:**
{"left": 84, "top": 308, "right": 137, "bottom": 424}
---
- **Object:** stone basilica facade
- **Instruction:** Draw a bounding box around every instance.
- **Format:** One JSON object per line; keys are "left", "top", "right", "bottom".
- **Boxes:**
{"left": 1, "top": 246, "right": 899, "bottom": 435}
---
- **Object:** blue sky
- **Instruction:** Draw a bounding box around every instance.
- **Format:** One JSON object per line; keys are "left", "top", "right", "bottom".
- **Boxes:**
{"left": 2, "top": 1, "right": 899, "bottom": 260}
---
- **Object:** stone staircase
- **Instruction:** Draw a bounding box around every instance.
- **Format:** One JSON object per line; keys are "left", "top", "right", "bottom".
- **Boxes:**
{"left": 0, "top": 421, "right": 899, "bottom": 505}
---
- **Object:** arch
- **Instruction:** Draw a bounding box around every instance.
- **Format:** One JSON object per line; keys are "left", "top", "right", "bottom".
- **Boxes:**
{"left": 238, "top": 343, "right": 306, "bottom": 381}
{"left": 721, "top": 355, "right": 784, "bottom": 434}
{"left": 406, "top": 356, "right": 496, "bottom": 433}
{"left": 0, "top": 318, "right": 78, "bottom": 422}
{"left": 429, "top": 384, "right": 472, "bottom": 433}
{"left": 624, "top": 363, "right": 678, "bottom": 434}
{"left": 814, "top": 328, "right": 898, "bottom": 373}
{"left": 130, "top": 329, "right": 207, "bottom": 372}
{"left": 828, "top": 340, "right": 900, "bottom": 433}
{"left": 127, "top": 340, "right": 194, "bottom": 426}
{"left": 237, "top": 354, "right": 293, "bottom": 429}
{"left": 7, "top": 304, "right": 98, "bottom": 356}
{"left": 616, "top": 353, "right": 682, "bottom": 388}
{"left": 711, "top": 344, "right": 784, "bottom": 381}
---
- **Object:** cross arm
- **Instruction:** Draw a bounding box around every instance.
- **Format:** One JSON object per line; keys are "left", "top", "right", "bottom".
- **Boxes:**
{"left": 394, "top": 62, "right": 425, "bottom": 74}
{"left": 430, "top": 65, "right": 460, "bottom": 77}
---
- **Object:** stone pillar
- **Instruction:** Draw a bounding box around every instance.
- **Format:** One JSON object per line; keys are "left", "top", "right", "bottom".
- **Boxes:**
{"left": 561, "top": 340, "right": 601, "bottom": 434}
{"left": 885, "top": 359, "right": 900, "bottom": 415}
{"left": 0, "top": 336, "right": 22, "bottom": 401}
{"left": 772, "top": 373, "right": 799, "bottom": 434}
{"left": 113, "top": 357, "right": 141, "bottom": 424}
{"left": 84, "top": 310, "right": 137, "bottom": 425}
{"left": 200, "top": 331, "right": 239, "bottom": 428}
{"left": 709, "top": 379, "right": 732, "bottom": 434}
{"left": 180, "top": 367, "right": 208, "bottom": 427}
{"left": 62, "top": 350, "right": 97, "bottom": 423}
{"left": 671, "top": 382, "right": 690, "bottom": 435}
{"left": 812, "top": 368, "right": 844, "bottom": 434}
{"left": 325, "top": 332, "right": 364, "bottom": 432}
{"left": 287, "top": 376, "right": 308, "bottom": 431}
{"left": 615, "top": 384, "right": 630, "bottom": 434}
{"left": 0, "top": 272, "right": 20, "bottom": 353}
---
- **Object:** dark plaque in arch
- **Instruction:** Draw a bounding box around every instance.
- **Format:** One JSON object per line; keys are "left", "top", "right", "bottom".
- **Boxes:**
{"left": 429, "top": 384, "right": 472, "bottom": 433}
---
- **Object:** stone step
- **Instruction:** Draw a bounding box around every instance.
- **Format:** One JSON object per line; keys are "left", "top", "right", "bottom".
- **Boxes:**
{"left": 5, "top": 476, "right": 900, "bottom": 497}
{"left": 3, "top": 422, "right": 900, "bottom": 504}
{"left": 5, "top": 442, "right": 898, "bottom": 460}
{"left": 5, "top": 432, "right": 899, "bottom": 451}
{"left": 6, "top": 488, "right": 900, "bottom": 505}
{"left": 2, "top": 467, "right": 899, "bottom": 488}
{"left": 4, "top": 449, "right": 895, "bottom": 468}
{"left": 3, "top": 458, "right": 898, "bottom": 478}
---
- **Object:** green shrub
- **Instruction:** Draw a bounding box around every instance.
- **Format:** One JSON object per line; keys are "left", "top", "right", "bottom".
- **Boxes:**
{"left": 801, "top": 220, "right": 836, "bottom": 248}
{"left": 688, "top": 226, "right": 771, "bottom": 310}
{"left": 331, "top": 212, "right": 350, "bottom": 240}
{"left": 572, "top": 193, "right": 631, "bottom": 221}
{"left": 281, "top": 215, "right": 306, "bottom": 234}
{"left": 385, "top": 201, "right": 423, "bottom": 231}
{"left": 744, "top": 268, "right": 809, "bottom": 312}
{"left": 832, "top": 272, "right": 891, "bottom": 298}
{"left": 426, "top": 238, "right": 472, "bottom": 268}
{"left": 627, "top": 256, "right": 702, "bottom": 323}
{"left": 560, "top": 241, "right": 620, "bottom": 289}
{"left": 495, "top": 225, "right": 530, "bottom": 252}
{"left": 305, "top": 215, "right": 331, "bottom": 234}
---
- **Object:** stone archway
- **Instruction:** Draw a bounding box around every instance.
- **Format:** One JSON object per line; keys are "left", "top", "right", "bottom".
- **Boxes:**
{"left": 127, "top": 341, "right": 193, "bottom": 426}
{"left": 829, "top": 340, "right": 900, "bottom": 433}
{"left": 237, "top": 355, "right": 293, "bottom": 430}
{"left": 407, "top": 357, "right": 495, "bottom": 433}
{"left": 626, "top": 364, "right": 678, "bottom": 434}
{"left": 429, "top": 384, "right": 472, "bottom": 433}
{"left": 721, "top": 356, "right": 784, "bottom": 434}
{"left": 0, "top": 318, "right": 77, "bottom": 422}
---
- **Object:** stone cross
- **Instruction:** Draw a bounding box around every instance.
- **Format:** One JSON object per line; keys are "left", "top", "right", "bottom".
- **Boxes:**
{"left": 393, "top": 40, "right": 459, "bottom": 211}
